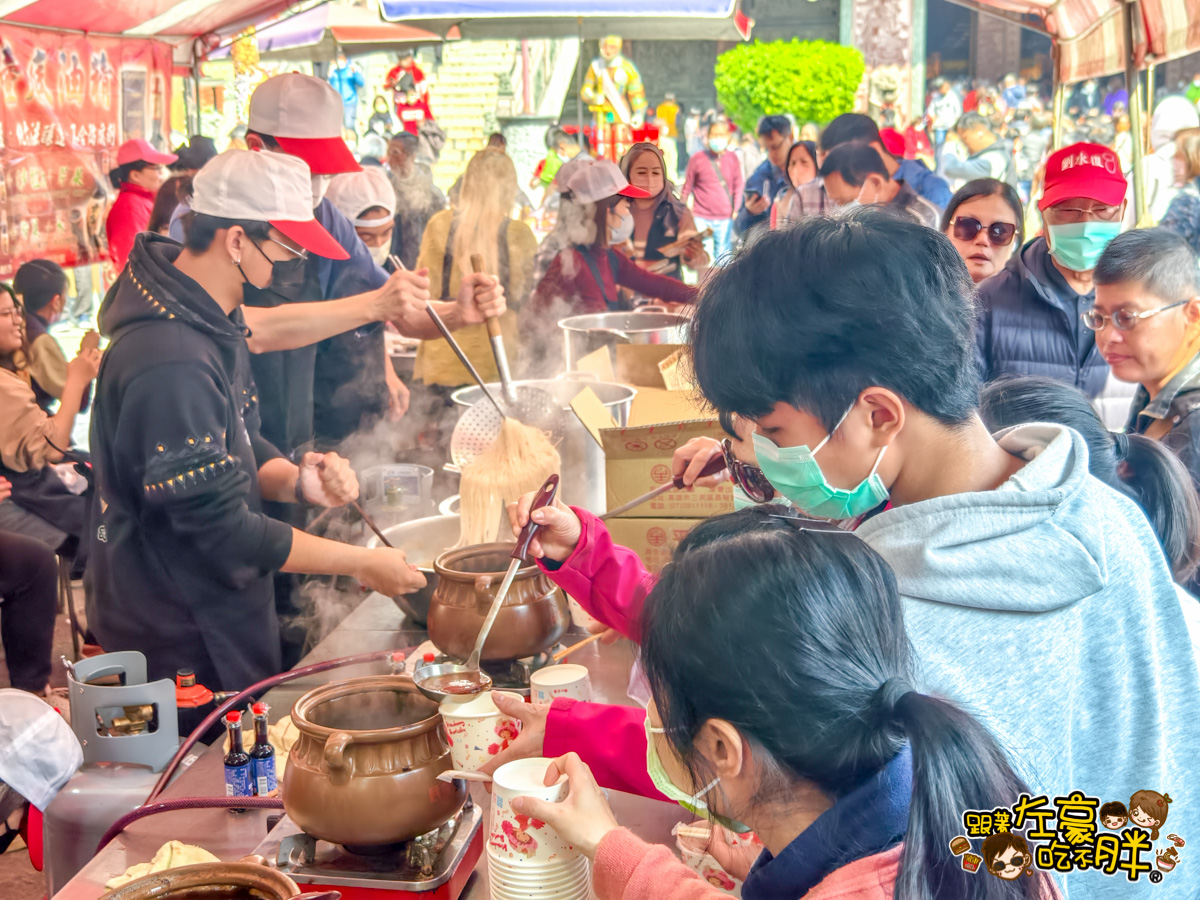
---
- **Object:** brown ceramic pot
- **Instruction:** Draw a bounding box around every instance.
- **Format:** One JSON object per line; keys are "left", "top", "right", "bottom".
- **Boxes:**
{"left": 98, "top": 862, "right": 300, "bottom": 899}
{"left": 428, "top": 543, "right": 570, "bottom": 661}
{"left": 283, "top": 675, "right": 466, "bottom": 846}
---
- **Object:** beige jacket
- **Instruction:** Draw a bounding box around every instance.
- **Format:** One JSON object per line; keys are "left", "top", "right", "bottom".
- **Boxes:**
{"left": 0, "top": 366, "right": 55, "bottom": 472}
{"left": 27, "top": 332, "right": 67, "bottom": 400}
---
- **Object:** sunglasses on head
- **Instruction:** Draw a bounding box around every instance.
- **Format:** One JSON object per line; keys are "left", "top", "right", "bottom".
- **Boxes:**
{"left": 952, "top": 216, "right": 1018, "bottom": 247}
{"left": 721, "top": 439, "right": 775, "bottom": 503}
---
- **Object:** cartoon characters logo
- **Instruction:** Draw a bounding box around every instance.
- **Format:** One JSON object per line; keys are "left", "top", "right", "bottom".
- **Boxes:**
{"left": 981, "top": 833, "right": 1033, "bottom": 880}
{"left": 501, "top": 814, "right": 544, "bottom": 856}
{"left": 1100, "top": 801, "right": 1128, "bottom": 830}
{"left": 1130, "top": 790, "right": 1172, "bottom": 841}
{"left": 487, "top": 718, "right": 520, "bottom": 757}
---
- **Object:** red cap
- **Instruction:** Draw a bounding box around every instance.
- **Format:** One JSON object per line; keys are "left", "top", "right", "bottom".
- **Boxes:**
{"left": 1038, "top": 142, "right": 1128, "bottom": 211}
{"left": 117, "top": 138, "right": 177, "bottom": 167}
{"left": 251, "top": 702, "right": 268, "bottom": 715}
{"left": 225, "top": 711, "right": 241, "bottom": 723}
{"left": 423, "top": 652, "right": 436, "bottom": 663}
{"left": 878, "top": 127, "right": 906, "bottom": 159}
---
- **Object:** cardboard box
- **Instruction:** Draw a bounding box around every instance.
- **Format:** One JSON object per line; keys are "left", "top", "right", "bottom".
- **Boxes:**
{"left": 600, "top": 419, "right": 733, "bottom": 518}
{"left": 603, "top": 518, "right": 703, "bottom": 574}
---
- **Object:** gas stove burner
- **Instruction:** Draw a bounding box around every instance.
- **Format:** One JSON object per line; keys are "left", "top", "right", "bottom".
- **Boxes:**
{"left": 257, "top": 800, "right": 483, "bottom": 896}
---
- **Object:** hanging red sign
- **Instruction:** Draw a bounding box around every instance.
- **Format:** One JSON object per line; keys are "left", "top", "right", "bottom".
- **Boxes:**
{"left": 0, "top": 23, "right": 172, "bottom": 279}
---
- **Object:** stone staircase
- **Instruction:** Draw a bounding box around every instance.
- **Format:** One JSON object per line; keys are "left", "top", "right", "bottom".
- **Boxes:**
{"left": 427, "top": 39, "right": 519, "bottom": 191}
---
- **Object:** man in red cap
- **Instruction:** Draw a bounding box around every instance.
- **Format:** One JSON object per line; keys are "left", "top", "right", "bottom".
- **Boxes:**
{"left": 975, "top": 141, "right": 1128, "bottom": 398}
{"left": 88, "top": 149, "right": 429, "bottom": 692}
{"left": 104, "top": 138, "right": 176, "bottom": 270}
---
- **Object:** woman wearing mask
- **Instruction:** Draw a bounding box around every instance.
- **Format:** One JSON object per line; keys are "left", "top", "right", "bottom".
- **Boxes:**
{"left": 504, "top": 507, "right": 1053, "bottom": 900}
{"left": 940, "top": 179, "right": 1024, "bottom": 283}
{"left": 524, "top": 161, "right": 696, "bottom": 373}
{"left": 367, "top": 96, "right": 394, "bottom": 138}
{"left": 88, "top": 150, "right": 426, "bottom": 691}
{"left": 769, "top": 141, "right": 819, "bottom": 229}
{"left": 1160, "top": 127, "right": 1200, "bottom": 253}
{"left": 618, "top": 142, "right": 708, "bottom": 280}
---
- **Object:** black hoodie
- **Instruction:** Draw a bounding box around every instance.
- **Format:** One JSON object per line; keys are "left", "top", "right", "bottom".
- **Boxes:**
{"left": 86, "top": 234, "right": 294, "bottom": 691}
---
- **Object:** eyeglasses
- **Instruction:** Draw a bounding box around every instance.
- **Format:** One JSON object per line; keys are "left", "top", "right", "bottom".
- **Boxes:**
{"left": 721, "top": 439, "right": 775, "bottom": 503}
{"left": 1081, "top": 299, "right": 1191, "bottom": 332}
{"left": 951, "top": 216, "right": 1017, "bottom": 247}
{"left": 1045, "top": 203, "right": 1122, "bottom": 223}
{"left": 992, "top": 854, "right": 1026, "bottom": 871}
{"left": 251, "top": 236, "right": 308, "bottom": 262}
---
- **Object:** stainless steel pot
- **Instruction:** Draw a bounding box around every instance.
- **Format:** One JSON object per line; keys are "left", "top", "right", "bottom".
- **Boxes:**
{"left": 367, "top": 514, "right": 461, "bottom": 625}
{"left": 451, "top": 379, "right": 636, "bottom": 513}
{"left": 558, "top": 311, "right": 689, "bottom": 373}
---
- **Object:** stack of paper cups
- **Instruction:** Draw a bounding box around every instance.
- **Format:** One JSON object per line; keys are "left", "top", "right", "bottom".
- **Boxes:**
{"left": 530, "top": 664, "right": 593, "bottom": 707}
{"left": 439, "top": 691, "right": 524, "bottom": 772}
{"left": 487, "top": 758, "right": 590, "bottom": 900}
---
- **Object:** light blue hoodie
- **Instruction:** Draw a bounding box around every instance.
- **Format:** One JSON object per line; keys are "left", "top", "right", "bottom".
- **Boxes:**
{"left": 857, "top": 423, "right": 1200, "bottom": 898}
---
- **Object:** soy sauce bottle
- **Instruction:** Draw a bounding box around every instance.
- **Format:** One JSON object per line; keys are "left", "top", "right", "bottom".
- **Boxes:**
{"left": 248, "top": 702, "right": 278, "bottom": 798}
{"left": 223, "top": 711, "right": 253, "bottom": 809}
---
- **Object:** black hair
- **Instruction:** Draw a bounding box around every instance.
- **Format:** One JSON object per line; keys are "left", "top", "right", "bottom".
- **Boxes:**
{"left": 641, "top": 506, "right": 1046, "bottom": 900}
{"left": 818, "top": 141, "right": 889, "bottom": 187}
{"left": 1100, "top": 800, "right": 1128, "bottom": 819}
{"left": 955, "top": 111, "right": 993, "bottom": 134}
{"left": 108, "top": 159, "right": 155, "bottom": 190}
{"left": 819, "top": 113, "right": 881, "bottom": 153}
{"left": 757, "top": 114, "right": 792, "bottom": 139}
{"left": 181, "top": 212, "right": 272, "bottom": 253}
{"left": 691, "top": 208, "right": 979, "bottom": 435}
{"left": 979, "top": 375, "right": 1200, "bottom": 583}
{"left": 939, "top": 178, "right": 1025, "bottom": 245}
{"left": 12, "top": 259, "right": 68, "bottom": 313}
{"left": 784, "top": 141, "right": 818, "bottom": 188}
{"left": 389, "top": 131, "right": 419, "bottom": 153}
{"left": 147, "top": 175, "right": 193, "bottom": 236}
{"left": 1095, "top": 228, "right": 1200, "bottom": 303}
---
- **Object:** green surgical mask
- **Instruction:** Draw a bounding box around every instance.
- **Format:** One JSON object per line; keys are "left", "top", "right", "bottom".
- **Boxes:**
{"left": 1045, "top": 221, "right": 1121, "bottom": 271}
{"left": 751, "top": 406, "right": 889, "bottom": 522}
{"left": 645, "top": 715, "right": 752, "bottom": 833}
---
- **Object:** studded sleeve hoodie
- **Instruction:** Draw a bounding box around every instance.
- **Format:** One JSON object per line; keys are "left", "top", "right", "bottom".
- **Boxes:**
{"left": 86, "top": 234, "right": 294, "bottom": 692}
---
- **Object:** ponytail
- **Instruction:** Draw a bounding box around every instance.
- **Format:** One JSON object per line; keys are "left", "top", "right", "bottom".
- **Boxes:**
{"left": 889, "top": 690, "right": 1049, "bottom": 899}
{"left": 1114, "top": 434, "right": 1200, "bottom": 584}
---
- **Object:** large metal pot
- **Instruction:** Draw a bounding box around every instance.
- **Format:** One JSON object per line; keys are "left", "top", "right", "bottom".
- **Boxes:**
{"left": 428, "top": 544, "right": 569, "bottom": 661}
{"left": 558, "top": 311, "right": 689, "bottom": 373}
{"left": 99, "top": 862, "right": 300, "bottom": 899}
{"left": 451, "top": 378, "right": 636, "bottom": 513}
{"left": 284, "top": 675, "right": 465, "bottom": 847}
{"left": 367, "top": 514, "right": 461, "bottom": 625}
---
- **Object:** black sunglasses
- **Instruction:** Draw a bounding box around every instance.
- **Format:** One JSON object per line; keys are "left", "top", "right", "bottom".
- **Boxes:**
{"left": 721, "top": 439, "right": 775, "bottom": 503}
{"left": 952, "top": 216, "right": 1018, "bottom": 248}
{"left": 992, "top": 854, "right": 1026, "bottom": 872}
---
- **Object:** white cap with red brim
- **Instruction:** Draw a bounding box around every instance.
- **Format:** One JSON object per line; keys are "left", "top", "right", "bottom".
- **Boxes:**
{"left": 248, "top": 73, "right": 361, "bottom": 176}
{"left": 191, "top": 150, "right": 349, "bottom": 260}
{"left": 117, "top": 137, "right": 177, "bottom": 167}
{"left": 563, "top": 159, "right": 651, "bottom": 203}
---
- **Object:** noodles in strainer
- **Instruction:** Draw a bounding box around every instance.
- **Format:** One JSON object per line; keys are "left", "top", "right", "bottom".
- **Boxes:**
{"left": 458, "top": 417, "right": 560, "bottom": 546}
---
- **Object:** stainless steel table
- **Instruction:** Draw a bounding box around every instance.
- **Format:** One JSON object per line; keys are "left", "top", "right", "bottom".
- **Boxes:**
{"left": 53, "top": 593, "right": 688, "bottom": 898}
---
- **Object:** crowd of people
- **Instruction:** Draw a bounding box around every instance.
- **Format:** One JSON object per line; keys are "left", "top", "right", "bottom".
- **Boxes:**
{"left": 4, "top": 52, "right": 1200, "bottom": 900}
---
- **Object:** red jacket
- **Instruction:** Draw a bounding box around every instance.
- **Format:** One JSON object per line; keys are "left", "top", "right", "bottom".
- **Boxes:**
{"left": 105, "top": 183, "right": 155, "bottom": 271}
{"left": 527, "top": 246, "right": 696, "bottom": 320}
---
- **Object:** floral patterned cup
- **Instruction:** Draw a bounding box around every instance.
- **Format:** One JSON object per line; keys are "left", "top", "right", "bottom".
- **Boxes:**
{"left": 439, "top": 690, "right": 523, "bottom": 772}
{"left": 487, "top": 757, "right": 582, "bottom": 866}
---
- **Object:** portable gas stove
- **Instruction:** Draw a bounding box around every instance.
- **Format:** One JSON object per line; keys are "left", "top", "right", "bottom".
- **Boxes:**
{"left": 253, "top": 799, "right": 483, "bottom": 900}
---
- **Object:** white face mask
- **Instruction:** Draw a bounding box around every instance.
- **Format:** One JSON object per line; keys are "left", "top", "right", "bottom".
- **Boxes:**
{"left": 368, "top": 243, "right": 390, "bottom": 267}
{"left": 610, "top": 211, "right": 634, "bottom": 244}
{"left": 311, "top": 174, "right": 332, "bottom": 206}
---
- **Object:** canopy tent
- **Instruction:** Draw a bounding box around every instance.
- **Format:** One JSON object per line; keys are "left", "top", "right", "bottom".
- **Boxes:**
{"left": 943, "top": 0, "right": 1200, "bottom": 83}
{"left": 208, "top": 5, "right": 441, "bottom": 62}
{"left": 379, "top": 0, "right": 755, "bottom": 41}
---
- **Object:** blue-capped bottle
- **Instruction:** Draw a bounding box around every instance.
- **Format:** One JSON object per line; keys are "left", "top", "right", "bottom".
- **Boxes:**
{"left": 223, "top": 710, "right": 253, "bottom": 809}
{"left": 248, "top": 702, "right": 278, "bottom": 798}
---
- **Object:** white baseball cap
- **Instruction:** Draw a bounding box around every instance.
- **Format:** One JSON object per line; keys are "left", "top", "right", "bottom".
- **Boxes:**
{"left": 191, "top": 150, "right": 348, "bottom": 260}
{"left": 248, "top": 73, "right": 360, "bottom": 176}
{"left": 0, "top": 690, "right": 82, "bottom": 810}
{"left": 326, "top": 167, "right": 396, "bottom": 225}
{"left": 563, "top": 159, "right": 650, "bottom": 203}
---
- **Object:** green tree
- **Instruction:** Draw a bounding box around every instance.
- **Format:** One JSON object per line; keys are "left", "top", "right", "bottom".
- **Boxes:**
{"left": 714, "top": 40, "right": 865, "bottom": 134}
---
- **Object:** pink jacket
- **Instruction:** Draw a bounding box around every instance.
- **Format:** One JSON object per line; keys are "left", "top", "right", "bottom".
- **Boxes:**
{"left": 540, "top": 508, "right": 664, "bottom": 801}
{"left": 594, "top": 829, "right": 903, "bottom": 900}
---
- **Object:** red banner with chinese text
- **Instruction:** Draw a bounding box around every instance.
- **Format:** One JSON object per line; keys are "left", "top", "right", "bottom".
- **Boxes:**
{"left": 0, "top": 24, "right": 172, "bottom": 279}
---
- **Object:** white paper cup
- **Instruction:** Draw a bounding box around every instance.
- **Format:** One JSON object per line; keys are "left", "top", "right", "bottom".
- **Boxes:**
{"left": 489, "top": 855, "right": 590, "bottom": 900}
{"left": 530, "top": 664, "right": 592, "bottom": 706}
{"left": 439, "top": 690, "right": 523, "bottom": 772}
{"left": 487, "top": 757, "right": 581, "bottom": 865}
{"left": 489, "top": 858, "right": 588, "bottom": 887}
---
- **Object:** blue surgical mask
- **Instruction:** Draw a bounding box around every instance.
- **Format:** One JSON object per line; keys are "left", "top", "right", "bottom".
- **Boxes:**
{"left": 751, "top": 406, "right": 889, "bottom": 521}
{"left": 1045, "top": 221, "right": 1121, "bottom": 271}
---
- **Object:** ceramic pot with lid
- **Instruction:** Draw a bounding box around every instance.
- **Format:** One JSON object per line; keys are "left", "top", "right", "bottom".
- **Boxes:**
{"left": 428, "top": 544, "right": 569, "bottom": 661}
{"left": 98, "top": 862, "right": 300, "bottom": 899}
{"left": 283, "top": 675, "right": 465, "bottom": 847}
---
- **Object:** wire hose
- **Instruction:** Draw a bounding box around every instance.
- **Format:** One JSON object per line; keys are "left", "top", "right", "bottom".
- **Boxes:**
{"left": 95, "top": 796, "right": 284, "bottom": 855}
